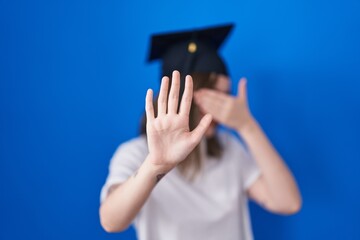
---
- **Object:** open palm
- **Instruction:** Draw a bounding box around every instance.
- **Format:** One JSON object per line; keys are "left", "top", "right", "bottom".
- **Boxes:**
{"left": 145, "top": 71, "right": 212, "bottom": 170}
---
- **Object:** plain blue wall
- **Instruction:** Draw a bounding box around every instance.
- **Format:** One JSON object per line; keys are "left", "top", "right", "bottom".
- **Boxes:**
{"left": 1, "top": 0, "right": 360, "bottom": 239}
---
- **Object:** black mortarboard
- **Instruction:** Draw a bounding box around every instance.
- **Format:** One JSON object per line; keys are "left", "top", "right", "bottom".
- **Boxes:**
{"left": 148, "top": 23, "right": 234, "bottom": 78}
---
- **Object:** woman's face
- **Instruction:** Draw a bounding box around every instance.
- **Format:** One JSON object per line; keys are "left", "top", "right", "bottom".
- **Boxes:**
{"left": 197, "top": 74, "right": 230, "bottom": 137}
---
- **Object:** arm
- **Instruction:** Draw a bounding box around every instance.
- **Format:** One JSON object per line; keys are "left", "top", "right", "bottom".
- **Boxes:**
{"left": 238, "top": 118, "right": 302, "bottom": 215}
{"left": 194, "top": 77, "right": 302, "bottom": 215}
{"left": 99, "top": 71, "right": 212, "bottom": 232}
{"left": 99, "top": 156, "right": 168, "bottom": 232}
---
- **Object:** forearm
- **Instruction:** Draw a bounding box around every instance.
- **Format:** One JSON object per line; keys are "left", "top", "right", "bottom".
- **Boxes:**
{"left": 99, "top": 155, "right": 169, "bottom": 232}
{"left": 238, "top": 117, "right": 301, "bottom": 209}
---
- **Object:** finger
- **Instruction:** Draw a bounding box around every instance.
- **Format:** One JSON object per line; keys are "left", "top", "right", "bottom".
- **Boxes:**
{"left": 238, "top": 77, "right": 247, "bottom": 102}
{"left": 197, "top": 96, "right": 224, "bottom": 113}
{"left": 190, "top": 114, "right": 212, "bottom": 144}
{"left": 145, "top": 89, "right": 155, "bottom": 121}
{"left": 168, "top": 70, "right": 181, "bottom": 114}
{"left": 196, "top": 98, "right": 225, "bottom": 123}
{"left": 195, "top": 92, "right": 227, "bottom": 114}
{"left": 179, "top": 75, "right": 193, "bottom": 116}
{"left": 197, "top": 89, "right": 230, "bottom": 102}
{"left": 158, "top": 76, "right": 169, "bottom": 115}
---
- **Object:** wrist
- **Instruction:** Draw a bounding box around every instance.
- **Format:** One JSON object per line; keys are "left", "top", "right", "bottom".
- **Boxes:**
{"left": 143, "top": 154, "right": 175, "bottom": 176}
{"left": 237, "top": 115, "right": 258, "bottom": 136}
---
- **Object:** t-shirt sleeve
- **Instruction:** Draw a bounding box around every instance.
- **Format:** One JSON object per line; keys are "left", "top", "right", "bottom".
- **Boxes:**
{"left": 100, "top": 136, "right": 148, "bottom": 203}
{"left": 241, "top": 150, "right": 261, "bottom": 191}
{"left": 226, "top": 133, "right": 261, "bottom": 191}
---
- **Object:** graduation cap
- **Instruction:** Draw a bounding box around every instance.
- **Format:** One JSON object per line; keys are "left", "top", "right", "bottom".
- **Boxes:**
{"left": 148, "top": 23, "right": 234, "bottom": 78}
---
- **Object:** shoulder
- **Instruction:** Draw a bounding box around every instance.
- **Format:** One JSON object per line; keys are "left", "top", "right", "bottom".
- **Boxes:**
{"left": 216, "top": 130, "right": 254, "bottom": 170}
{"left": 216, "top": 130, "right": 260, "bottom": 189}
{"left": 217, "top": 130, "right": 247, "bottom": 154}
{"left": 118, "top": 135, "right": 147, "bottom": 149}
{"left": 116, "top": 135, "right": 148, "bottom": 152}
{"left": 110, "top": 135, "right": 148, "bottom": 166}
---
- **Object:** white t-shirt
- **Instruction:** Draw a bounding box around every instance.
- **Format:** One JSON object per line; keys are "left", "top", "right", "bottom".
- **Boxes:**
{"left": 100, "top": 131, "right": 261, "bottom": 240}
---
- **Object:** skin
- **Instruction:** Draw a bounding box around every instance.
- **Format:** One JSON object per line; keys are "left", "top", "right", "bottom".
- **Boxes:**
{"left": 194, "top": 75, "right": 302, "bottom": 214}
{"left": 99, "top": 70, "right": 302, "bottom": 233}
{"left": 201, "top": 74, "right": 230, "bottom": 137}
{"left": 99, "top": 71, "right": 212, "bottom": 232}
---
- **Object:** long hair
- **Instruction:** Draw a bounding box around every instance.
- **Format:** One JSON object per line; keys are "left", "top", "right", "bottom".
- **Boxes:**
{"left": 140, "top": 72, "right": 223, "bottom": 181}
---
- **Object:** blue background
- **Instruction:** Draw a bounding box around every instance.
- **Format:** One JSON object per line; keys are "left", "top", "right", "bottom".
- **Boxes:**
{"left": 1, "top": 0, "right": 360, "bottom": 239}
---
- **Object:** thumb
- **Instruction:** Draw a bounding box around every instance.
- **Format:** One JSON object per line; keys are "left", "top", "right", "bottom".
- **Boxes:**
{"left": 190, "top": 114, "right": 212, "bottom": 144}
{"left": 237, "top": 77, "right": 247, "bottom": 101}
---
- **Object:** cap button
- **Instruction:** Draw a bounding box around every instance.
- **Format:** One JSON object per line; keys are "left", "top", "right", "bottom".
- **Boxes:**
{"left": 188, "top": 42, "right": 197, "bottom": 53}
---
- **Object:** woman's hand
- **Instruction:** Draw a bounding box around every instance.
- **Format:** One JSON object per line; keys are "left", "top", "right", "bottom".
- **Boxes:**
{"left": 194, "top": 77, "right": 253, "bottom": 132}
{"left": 100, "top": 71, "right": 212, "bottom": 233}
{"left": 195, "top": 77, "right": 302, "bottom": 214}
{"left": 145, "top": 71, "right": 212, "bottom": 172}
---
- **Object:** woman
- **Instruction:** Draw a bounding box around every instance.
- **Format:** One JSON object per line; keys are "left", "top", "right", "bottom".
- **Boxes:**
{"left": 99, "top": 24, "right": 302, "bottom": 240}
